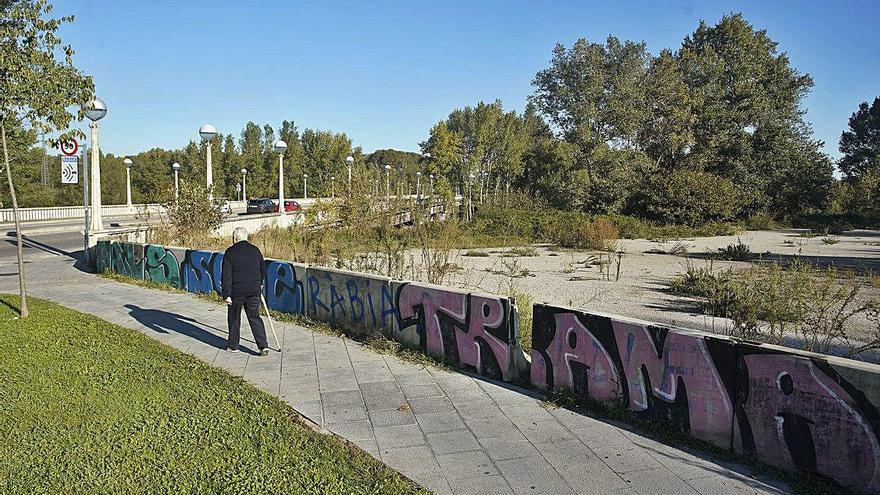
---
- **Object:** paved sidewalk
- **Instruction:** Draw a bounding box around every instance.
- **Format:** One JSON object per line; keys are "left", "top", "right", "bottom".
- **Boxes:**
{"left": 12, "top": 254, "right": 793, "bottom": 495}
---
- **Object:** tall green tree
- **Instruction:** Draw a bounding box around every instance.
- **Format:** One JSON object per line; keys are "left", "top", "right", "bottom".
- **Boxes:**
{"left": 839, "top": 97, "right": 880, "bottom": 180}
{"left": 678, "top": 13, "right": 819, "bottom": 210}
{"left": 531, "top": 37, "right": 650, "bottom": 212}
{"left": 531, "top": 36, "right": 649, "bottom": 179}
{"left": 239, "top": 122, "right": 266, "bottom": 196}
{"left": 0, "top": 0, "right": 93, "bottom": 316}
{"left": 300, "top": 129, "right": 355, "bottom": 196}
{"left": 422, "top": 100, "right": 531, "bottom": 199}
{"left": 639, "top": 49, "right": 694, "bottom": 169}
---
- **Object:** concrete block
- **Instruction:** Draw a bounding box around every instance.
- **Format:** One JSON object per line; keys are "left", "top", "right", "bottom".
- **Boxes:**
{"left": 263, "top": 258, "right": 306, "bottom": 315}
{"left": 181, "top": 248, "right": 223, "bottom": 295}
{"left": 304, "top": 266, "right": 394, "bottom": 336}
{"left": 142, "top": 244, "right": 184, "bottom": 289}
{"left": 393, "top": 280, "right": 517, "bottom": 381}
{"left": 734, "top": 341, "right": 880, "bottom": 494}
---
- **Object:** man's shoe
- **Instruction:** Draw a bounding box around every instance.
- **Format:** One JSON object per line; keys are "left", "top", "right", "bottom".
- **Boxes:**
{"left": 259, "top": 348, "right": 270, "bottom": 357}
{"left": 226, "top": 347, "right": 239, "bottom": 353}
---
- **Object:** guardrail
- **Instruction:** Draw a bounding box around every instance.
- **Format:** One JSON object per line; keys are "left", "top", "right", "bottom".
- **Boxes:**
{"left": 0, "top": 204, "right": 164, "bottom": 223}
{"left": 0, "top": 195, "right": 461, "bottom": 224}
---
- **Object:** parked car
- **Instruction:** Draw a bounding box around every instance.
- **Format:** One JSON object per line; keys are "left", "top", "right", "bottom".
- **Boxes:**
{"left": 282, "top": 200, "right": 301, "bottom": 212}
{"left": 246, "top": 198, "right": 276, "bottom": 214}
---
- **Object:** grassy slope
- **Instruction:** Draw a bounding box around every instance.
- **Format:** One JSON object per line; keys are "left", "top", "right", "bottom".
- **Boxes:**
{"left": 0, "top": 295, "right": 425, "bottom": 495}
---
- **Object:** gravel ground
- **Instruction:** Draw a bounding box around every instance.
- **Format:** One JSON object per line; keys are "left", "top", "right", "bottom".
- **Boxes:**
{"left": 437, "top": 229, "right": 880, "bottom": 360}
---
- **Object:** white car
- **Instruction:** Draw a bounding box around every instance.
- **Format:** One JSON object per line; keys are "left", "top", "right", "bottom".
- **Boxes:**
{"left": 220, "top": 201, "right": 233, "bottom": 217}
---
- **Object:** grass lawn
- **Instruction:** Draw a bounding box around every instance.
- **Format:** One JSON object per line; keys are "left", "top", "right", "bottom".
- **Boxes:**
{"left": 0, "top": 295, "right": 426, "bottom": 495}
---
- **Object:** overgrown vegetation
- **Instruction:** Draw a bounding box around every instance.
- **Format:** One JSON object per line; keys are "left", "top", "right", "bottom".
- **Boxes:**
{"left": 0, "top": 295, "right": 424, "bottom": 494}
{"left": 670, "top": 260, "right": 880, "bottom": 357}
{"left": 715, "top": 239, "right": 754, "bottom": 261}
{"left": 153, "top": 182, "right": 226, "bottom": 247}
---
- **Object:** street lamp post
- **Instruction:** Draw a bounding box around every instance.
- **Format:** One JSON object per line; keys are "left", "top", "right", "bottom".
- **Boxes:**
{"left": 345, "top": 155, "right": 354, "bottom": 193}
{"left": 241, "top": 168, "right": 247, "bottom": 201}
{"left": 199, "top": 124, "right": 218, "bottom": 200}
{"left": 331, "top": 176, "right": 336, "bottom": 199}
{"left": 302, "top": 173, "right": 308, "bottom": 200}
{"left": 123, "top": 158, "right": 133, "bottom": 210}
{"left": 416, "top": 171, "right": 422, "bottom": 199}
{"left": 429, "top": 174, "right": 435, "bottom": 197}
{"left": 83, "top": 97, "right": 107, "bottom": 234}
{"left": 274, "top": 140, "right": 287, "bottom": 218}
{"left": 172, "top": 162, "right": 180, "bottom": 200}
{"left": 384, "top": 164, "right": 391, "bottom": 200}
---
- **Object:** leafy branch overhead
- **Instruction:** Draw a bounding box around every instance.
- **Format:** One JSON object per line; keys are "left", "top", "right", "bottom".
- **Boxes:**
{"left": 0, "top": 0, "right": 93, "bottom": 136}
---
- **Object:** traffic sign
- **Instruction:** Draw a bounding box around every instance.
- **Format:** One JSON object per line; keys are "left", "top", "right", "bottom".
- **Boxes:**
{"left": 60, "top": 138, "right": 79, "bottom": 157}
{"left": 61, "top": 156, "right": 79, "bottom": 184}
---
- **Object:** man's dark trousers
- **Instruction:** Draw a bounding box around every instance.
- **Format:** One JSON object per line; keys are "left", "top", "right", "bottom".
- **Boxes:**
{"left": 227, "top": 295, "right": 268, "bottom": 351}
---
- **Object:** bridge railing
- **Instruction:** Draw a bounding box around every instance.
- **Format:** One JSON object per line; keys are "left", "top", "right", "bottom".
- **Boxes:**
{"left": 0, "top": 200, "right": 254, "bottom": 223}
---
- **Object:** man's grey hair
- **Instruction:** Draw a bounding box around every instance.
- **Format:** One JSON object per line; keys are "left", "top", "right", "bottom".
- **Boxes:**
{"left": 233, "top": 227, "right": 249, "bottom": 243}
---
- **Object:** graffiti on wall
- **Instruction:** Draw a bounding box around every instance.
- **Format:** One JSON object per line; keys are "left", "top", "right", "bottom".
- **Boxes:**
{"left": 182, "top": 249, "right": 223, "bottom": 295}
{"left": 530, "top": 305, "right": 735, "bottom": 447}
{"left": 95, "top": 241, "right": 111, "bottom": 273}
{"left": 143, "top": 244, "right": 183, "bottom": 289}
{"left": 531, "top": 304, "right": 880, "bottom": 490}
{"left": 306, "top": 267, "right": 395, "bottom": 333}
{"left": 110, "top": 242, "right": 138, "bottom": 278}
{"left": 735, "top": 350, "right": 880, "bottom": 493}
{"left": 98, "top": 241, "right": 880, "bottom": 492}
{"left": 264, "top": 260, "right": 305, "bottom": 315}
{"left": 395, "top": 283, "right": 514, "bottom": 381}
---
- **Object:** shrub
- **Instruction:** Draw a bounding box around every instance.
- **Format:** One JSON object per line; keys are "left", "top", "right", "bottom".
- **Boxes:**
{"left": 636, "top": 170, "right": 742, "bottom": 226}
{"left": 160, "top": 183, "right": 225, "bottom": 247}
{"left": 554, "top": 217, "right": 619, "bottom": 251}
{"left": 716, "top": 239, "right": 753, "bottom": 261}
{"left": 669, "top": 262, "right": 731, "bottom": 298}
{"left": 743, "top": 212, "right": 778, "bottom": 230}
{"left": 463, "top": 251, "right": 490, "bottom": 257}
{"left": 670, "top": 261, "right": 880, "bottom": 357}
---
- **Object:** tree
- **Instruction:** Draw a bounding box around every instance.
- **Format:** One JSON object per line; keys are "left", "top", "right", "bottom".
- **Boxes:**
{"left": 839, "top": 97, "right": 880, "bottom": 180}
{"left": 300, "top": 129, "right": 356, "bottom": 196}
{"left": 639, "top": 49, "right": 694, "bottom": 169}
{"left": 0, "top": 0, "right": 93, "bottom": 317}
{"left": 678, "top": 14, "right": 817, "bottom": 211}
{"left": 531, "top": 36, "right": 649, "bottom": 179}
{"left": 421, "top": 100, "right": 532, "bottom": 203}
{"left": 531, "top": 37, "right": 650, "bottom": 213}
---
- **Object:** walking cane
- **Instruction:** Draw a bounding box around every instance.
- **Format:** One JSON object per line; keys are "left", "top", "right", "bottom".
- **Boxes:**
{"left": 260, "top": 294, "right": 281, "bottom": 352}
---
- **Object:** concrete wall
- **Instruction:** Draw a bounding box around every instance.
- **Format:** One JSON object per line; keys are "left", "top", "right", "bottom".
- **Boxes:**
{"left": 394, "top": 282, "right": 520, "bottom": 382}
{"left": 96, "top": 240, "right": 880, "bottom": 493}
{"left": 306, "top": 266, "right": 394, "bottom": 336}
{"left": 214, "top": 212, "right": 304, "bottom": 237}
{"left": 529, "top": 303, "right": 880, "bottom": 494}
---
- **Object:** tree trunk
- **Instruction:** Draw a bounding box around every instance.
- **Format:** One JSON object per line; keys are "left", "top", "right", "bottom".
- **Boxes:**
{"left": 1, "top": 122, "right": 29, "bottom": 317}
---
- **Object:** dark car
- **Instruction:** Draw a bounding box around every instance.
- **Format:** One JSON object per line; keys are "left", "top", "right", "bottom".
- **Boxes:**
{"left": 246, "top": 198, "right": 276, "bottom": 214}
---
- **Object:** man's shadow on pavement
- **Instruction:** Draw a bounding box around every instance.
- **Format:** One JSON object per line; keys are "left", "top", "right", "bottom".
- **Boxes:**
{"left": 124, "top": 304, "right": 260, "bottom": 355}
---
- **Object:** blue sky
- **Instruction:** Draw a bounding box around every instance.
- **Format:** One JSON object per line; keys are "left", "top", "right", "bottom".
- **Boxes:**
{"left": 61, "top": 1, "right": 879, "bottom": 161}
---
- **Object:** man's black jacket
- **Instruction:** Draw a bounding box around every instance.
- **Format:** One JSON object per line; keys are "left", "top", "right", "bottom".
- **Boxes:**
{"left": 221, "top": 241, "right": 266, "bottom": 298}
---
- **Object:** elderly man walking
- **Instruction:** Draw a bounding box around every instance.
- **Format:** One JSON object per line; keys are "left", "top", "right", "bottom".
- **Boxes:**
{"left": 221, "top": 227, "right": 269, "bottom": 356}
